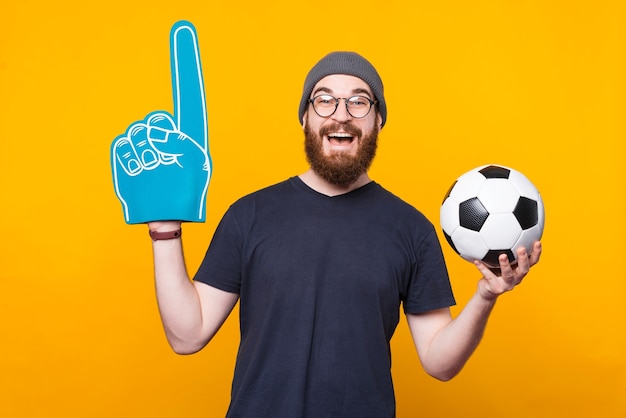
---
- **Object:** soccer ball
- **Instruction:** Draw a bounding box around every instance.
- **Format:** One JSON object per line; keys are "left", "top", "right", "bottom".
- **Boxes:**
{"left": 440, "top": 164, "right": 545, "bottom": 268}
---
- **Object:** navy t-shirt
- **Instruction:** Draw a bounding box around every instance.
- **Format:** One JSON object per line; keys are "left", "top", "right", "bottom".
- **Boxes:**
{"left": 194, "top": 177, "right": 455, "bottom": 417}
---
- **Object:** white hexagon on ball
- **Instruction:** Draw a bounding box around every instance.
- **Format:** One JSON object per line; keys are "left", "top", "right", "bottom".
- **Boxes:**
{"left": 477, "top": 179, "right": 520, "bottom": 214}
{"left": 480, "top": 212, "right": 522, "bottom": 249}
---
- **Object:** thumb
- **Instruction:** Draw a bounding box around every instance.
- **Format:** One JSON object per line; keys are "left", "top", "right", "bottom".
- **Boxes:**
{"left": 148, "top": 126, "right": 208, "bottom": 168}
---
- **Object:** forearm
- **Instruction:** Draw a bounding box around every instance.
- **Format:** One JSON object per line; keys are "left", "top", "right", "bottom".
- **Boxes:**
{"left": 152, "top": 237, "right": 206, "bottom": 353}
{"left": 420, "top": 292, "right": 496, "bottom": 381}
{"left": 410, "top": 245, "right": 540, "bottom": 381}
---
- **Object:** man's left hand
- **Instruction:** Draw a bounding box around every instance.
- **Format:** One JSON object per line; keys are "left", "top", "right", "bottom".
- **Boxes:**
{"left": 474, "top": 241, "right": 542, "bottom": 300}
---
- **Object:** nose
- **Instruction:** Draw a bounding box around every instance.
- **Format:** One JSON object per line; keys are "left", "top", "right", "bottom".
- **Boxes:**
{"left": 331, "top": 98, "right": 353, "bottom": 122}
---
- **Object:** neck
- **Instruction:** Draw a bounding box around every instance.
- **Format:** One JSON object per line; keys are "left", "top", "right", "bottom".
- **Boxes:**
{"left": 298, "top": 169, "right": 372, "bottom": 197}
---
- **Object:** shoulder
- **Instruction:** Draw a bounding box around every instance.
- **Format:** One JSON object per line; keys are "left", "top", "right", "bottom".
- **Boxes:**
{"left": 370, "top": 183, "right": 432, "bottom": 224}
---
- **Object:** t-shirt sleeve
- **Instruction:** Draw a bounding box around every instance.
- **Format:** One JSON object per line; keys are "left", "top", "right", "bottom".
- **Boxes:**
{"left": 193, "top": 207, "right": 243, "bottom": 294}
{"left": 402, "top": 227, "right": 456, "bottom": 314}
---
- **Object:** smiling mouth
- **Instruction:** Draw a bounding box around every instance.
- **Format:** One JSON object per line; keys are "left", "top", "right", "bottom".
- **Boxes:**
{"left": 326, "top": 132, "right": 355, "bottom": 145}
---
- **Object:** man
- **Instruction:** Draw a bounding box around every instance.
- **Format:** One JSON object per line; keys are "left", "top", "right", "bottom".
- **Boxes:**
{"left": 148, "top": 52, "right": 542, "bottom": 417}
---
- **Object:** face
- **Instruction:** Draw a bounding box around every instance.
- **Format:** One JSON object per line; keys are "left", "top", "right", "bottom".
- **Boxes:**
{"left": 303, "top": 74, "right": 382, "bottom": 187}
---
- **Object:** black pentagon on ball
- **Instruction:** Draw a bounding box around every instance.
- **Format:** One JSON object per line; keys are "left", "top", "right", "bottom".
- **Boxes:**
{"left": 479, "top": 165, "right": 510, "bottom": 179}
{"left": 483, "top": 249, "right": 516, "bottom": 267}
{"left": 459, "top": 197, "right": 489, "bottom": 231}
{"left": 513, "top": 196, "right": 539, "bottom": 230}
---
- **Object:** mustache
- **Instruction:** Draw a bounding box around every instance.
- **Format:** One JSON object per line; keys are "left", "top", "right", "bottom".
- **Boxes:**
{"left": 319, "top": 122, "right": 362, "bottom": 138}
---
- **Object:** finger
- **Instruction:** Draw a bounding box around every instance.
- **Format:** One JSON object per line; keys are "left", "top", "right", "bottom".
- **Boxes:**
{"left": 529, "top": 241, "right": 542, "bottom": 266}
{"left": 513, "top": 247, "right": 531, "bottom": 278}
{"left": 497, "top": 253, "right": 518, "bottom": 283}
{"left": 147, "top": 112, "right": 176, "bottom": 131}
{"left": 145, "top": 113, "right": 177, "bottom": 164}
{"left": 112, "top": 135, "right": 142, "bottom": 176}
{"left": 128, "top": 124, "right": 160, "bottom": 170}
{"left": 170, "top": 21, "right": 208, "bottom": 150}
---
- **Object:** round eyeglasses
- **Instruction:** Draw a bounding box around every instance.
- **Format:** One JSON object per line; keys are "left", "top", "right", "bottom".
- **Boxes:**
{"left": 309, "top": 94, "right": 377, "bottom": 119}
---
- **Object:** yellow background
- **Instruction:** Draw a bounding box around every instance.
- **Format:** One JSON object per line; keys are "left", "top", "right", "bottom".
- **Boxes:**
{"left": 1, "top": 0, "right": 624, "bottom": 417}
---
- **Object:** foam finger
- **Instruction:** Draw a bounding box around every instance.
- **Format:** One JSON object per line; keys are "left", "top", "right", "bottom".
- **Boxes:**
{"left": 170, "top": 21, "right": 208, "bottom": 149}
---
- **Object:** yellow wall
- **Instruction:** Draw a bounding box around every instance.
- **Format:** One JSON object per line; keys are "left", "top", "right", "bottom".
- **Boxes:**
{"left": 1, "top": 1, "right": 624, "bottom": 417}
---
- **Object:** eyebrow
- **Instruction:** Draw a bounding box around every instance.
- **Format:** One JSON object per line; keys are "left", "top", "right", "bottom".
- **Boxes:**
{"left": 312, "top": 86, "right": 373, "bottom": 99}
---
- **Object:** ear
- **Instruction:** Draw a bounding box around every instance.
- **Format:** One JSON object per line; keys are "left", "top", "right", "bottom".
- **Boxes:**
{"left": 302, "top": 111, "right": 308, "bottom": 129}
{"left": 376, "top": 111, "right": 383, "bottom": 129}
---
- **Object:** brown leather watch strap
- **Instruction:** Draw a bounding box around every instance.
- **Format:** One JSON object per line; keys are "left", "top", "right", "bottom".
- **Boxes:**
{"left": 149, "top": 229, "right": 182, "bottom": 241}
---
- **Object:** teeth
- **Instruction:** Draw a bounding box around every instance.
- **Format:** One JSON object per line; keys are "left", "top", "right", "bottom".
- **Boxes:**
{"left": 328, "top": 132, "right": 353, "bottom": 138}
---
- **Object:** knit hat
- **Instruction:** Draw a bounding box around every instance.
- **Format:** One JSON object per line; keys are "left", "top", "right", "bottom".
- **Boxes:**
{"left": 298, "top": 51, "right": 387, "bottom": 127}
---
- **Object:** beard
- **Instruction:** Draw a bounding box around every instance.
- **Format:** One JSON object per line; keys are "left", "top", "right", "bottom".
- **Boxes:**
{"left": 304, "top": 121, "right": 379, "bottom": 187}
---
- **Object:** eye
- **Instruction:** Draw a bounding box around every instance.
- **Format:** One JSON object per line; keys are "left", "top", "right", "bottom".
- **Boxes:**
{"left": 315, "top": 95, "right": 336, "bottom": 106}
{"left": 348, "top": 96, "right": 369, "bottom": 107}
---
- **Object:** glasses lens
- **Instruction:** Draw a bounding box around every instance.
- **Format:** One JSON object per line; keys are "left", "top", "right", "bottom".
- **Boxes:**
{"left": 311, "top": 95, "right": 374, "bottom": 118}
{"left": 312, "top": 95, "right": 337, "bottom": 117}
{"left": 346, "top": 96, "right": 373, "bottom": 118}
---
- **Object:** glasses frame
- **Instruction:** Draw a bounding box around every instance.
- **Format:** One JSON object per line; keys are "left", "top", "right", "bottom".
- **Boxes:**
{"left": 308, "top": 94, "right": 378, "bottom": 119}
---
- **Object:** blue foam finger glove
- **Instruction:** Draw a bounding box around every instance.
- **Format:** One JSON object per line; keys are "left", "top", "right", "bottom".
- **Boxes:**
{"left": 111, "top": 21, "right": 211, "bottom": 224}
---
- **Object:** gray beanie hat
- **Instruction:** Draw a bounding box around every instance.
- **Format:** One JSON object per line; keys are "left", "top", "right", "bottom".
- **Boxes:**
{"left": 298, "top": 51, "right": 387, "bottom": 127}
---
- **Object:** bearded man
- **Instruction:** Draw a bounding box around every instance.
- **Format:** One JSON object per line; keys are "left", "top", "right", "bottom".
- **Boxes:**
{"left": 147, "top": 52, "right": 542, "bottom": 418}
